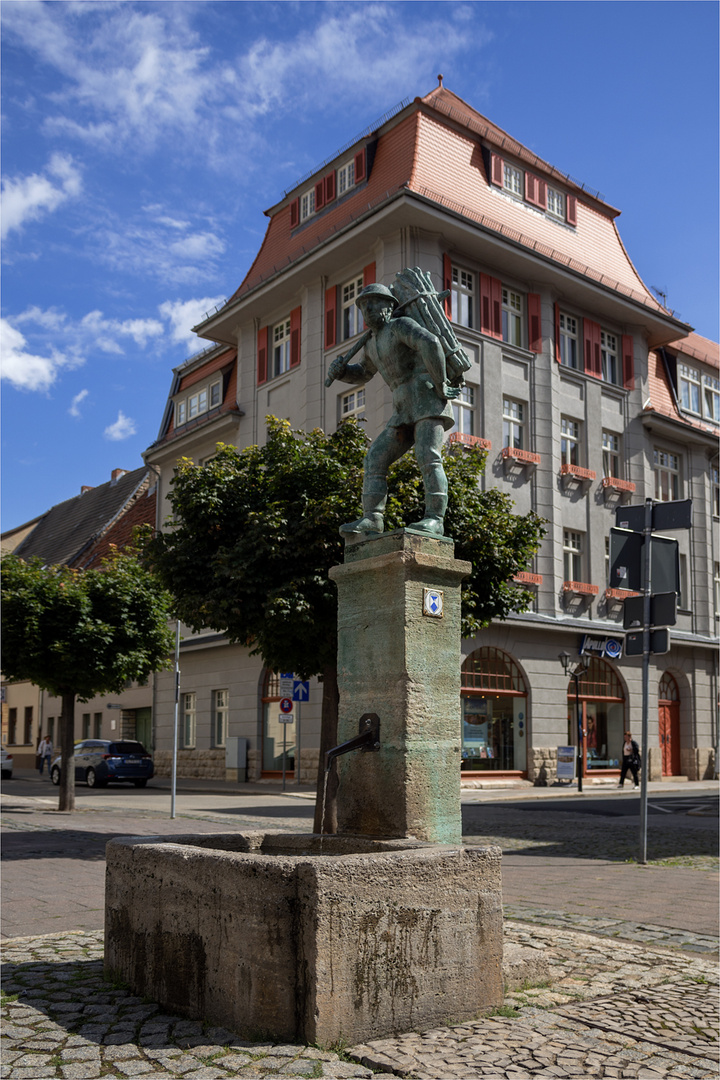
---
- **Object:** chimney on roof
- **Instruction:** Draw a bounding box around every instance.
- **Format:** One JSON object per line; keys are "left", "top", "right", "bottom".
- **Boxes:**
{"left": 81, "top": 486, "right": 94, "bottom": 495}
{"left": 111, "top": 469, "right": 128, "bottom": 483}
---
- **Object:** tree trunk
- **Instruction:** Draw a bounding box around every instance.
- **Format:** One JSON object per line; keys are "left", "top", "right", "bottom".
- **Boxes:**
{"left": 58, "top": 690, "right": 76, "bottom": 813}
{"left": 313, "top": 663, "right": 339, "bottom": 833}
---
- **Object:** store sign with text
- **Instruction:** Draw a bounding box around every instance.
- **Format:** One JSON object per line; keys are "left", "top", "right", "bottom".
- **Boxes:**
{"left": 579, "top": 635, "right": 623, "bottom": 660}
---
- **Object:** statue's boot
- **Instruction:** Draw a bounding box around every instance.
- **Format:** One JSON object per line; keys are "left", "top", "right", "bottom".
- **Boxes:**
{"left": 410, "top": 492, "right": 447, "bottom": 536}
{"left": 340, "top": 477, "right": 386, "bottom": 535}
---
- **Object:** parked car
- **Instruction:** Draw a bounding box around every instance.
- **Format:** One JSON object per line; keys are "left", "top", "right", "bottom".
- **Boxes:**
{"left": 1, "top": 746, "right": 13, "bottom": 779}
{"left": 50, "top": 740, "right": 154, "bottom": 788}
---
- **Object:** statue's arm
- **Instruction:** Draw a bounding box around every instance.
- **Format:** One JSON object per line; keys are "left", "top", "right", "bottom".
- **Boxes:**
{"left": 342, "top": 354, "right": 376, "bottom": 384}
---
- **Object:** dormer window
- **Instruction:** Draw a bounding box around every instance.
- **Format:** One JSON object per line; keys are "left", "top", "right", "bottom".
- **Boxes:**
{"left": 174, "top": 378, "right": 222, "bottom": 428}
{"left": 337, "top": 159, "right": 355, "bottom": 196}
{"left": 547, "top": 187, "right": 565, "bottom": 219}
{"left": 704, "top": 375, "right": 720, "bottom": 421}
{"left": 503, "top": 163, "right": 523, "bottom": 196}
{"left": 490, "top": 152, "right": 577, "bottom": 226}
{"left": 300, "top": 188, "right": 316, "bottom": 222}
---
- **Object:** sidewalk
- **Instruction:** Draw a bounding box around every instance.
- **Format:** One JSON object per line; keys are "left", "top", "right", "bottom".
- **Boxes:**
{"left": 2, "top": 918, "right": 718, "bottom": 1079}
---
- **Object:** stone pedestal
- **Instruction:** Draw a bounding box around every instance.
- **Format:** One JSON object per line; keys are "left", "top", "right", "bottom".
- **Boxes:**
{"left": 105, "top": 832, "right": 503, "bottom": 1047}
{"left": 329, "top": 530, "right": 470, "bottom": 844}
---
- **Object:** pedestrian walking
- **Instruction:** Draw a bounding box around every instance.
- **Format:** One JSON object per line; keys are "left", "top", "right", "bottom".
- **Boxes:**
{"left": 618, "top": 730, "right": 640, "bottom": 788}
{"left": 37, "top": 734, "right": 53, "bottom": 777}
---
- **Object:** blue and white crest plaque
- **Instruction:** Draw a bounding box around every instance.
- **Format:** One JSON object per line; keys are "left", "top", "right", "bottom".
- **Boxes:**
{"left": 423, "top": 588, "right": 444, "bottom": 618}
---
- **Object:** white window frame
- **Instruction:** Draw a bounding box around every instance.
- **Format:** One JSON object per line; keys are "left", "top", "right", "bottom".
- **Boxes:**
{"left": 451, "top": 267, "right": 474, "bottom": 328}
{"left": 213, "top": 689, "right": 228, "bottom": 748}
{"left": 563, "top": 530, "right": 583, "bottom": 582}
{"left": 547, "top": 186, "right": 565, "bottom": 219}
{"left": 300, "top": 187, "right": 315, "bottom": 222}
{"left": 502, "top": 397, "right": 524, "bottom": 450}
{"left": 209, "top": 379, "right": 222, "bottom": 409}
{"left": 337, "top": 159, "right": 356, "bottom": 196}
{"left": 176, "top": 400, "right": 186, "bottom": 426}
{"left": 503, "top": 163, "right": 523, "bottom": 196}
{"left": 602, "top": 431, "right": 621, "bottom": 479}
{"left": 559, "top": 313, "right": 579, "bottom": 369}
{"left": 182, "top": 692, "right": 196, "bottom": 749}
{"left": 702, "top": 374, "right": 720, "bottom": 421}
{"left": 653, "top": 448, "right": 680, "bottom": 502}
{"left": 452, "top": 385, "right": 475, "bottom": 436}
{"left": 502, "top": 288, "right": 523, "bottom": 347}
{"left": 340, "top": 387, "right": 366, "bottom": 421}
{"left": 341, "top": 276, "right": 364, "bottom": 341}
{"left": 601, "top": 331, "right": 619, "bottom": 385}
{"left": 273, "top": 318, "right": 292, "bottom": 378}
{"left": 560, "top": 418, "right": 580, "bottom": 467}
{"left": 678, "top": 363, "right": 701, "bottom": 414}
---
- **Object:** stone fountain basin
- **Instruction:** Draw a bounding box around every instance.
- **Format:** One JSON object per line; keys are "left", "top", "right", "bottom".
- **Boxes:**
{"left": 105, "top": 831, "right": 503, "bottom": 1047}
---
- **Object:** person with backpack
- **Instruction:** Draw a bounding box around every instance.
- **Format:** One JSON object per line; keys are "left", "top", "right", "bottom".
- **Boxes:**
{"left": 618, "top": 730, "right": 640, "bottom": 788}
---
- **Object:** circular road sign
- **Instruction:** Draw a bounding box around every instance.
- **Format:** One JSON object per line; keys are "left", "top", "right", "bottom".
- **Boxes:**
{"left": 279, "top": 698, "right": 293, "bottom": 714}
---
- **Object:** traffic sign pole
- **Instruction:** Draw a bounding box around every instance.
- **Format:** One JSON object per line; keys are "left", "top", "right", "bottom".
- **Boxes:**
{"left": 639, "top": 499, "right": 652, "bottom": 865}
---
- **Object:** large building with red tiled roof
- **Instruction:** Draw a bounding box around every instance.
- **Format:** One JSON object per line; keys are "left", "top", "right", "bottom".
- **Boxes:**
{"left": 146, "top": 83, "right": 718, "bottom": 787}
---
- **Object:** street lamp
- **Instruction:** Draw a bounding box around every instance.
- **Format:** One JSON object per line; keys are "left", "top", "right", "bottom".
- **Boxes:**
{"left": 559, "top": 651, "right": 588, "bottom": 793}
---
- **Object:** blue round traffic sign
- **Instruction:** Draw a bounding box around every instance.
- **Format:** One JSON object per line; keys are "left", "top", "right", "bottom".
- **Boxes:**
{"left": 280, "top": 698, "right": 293, "bottom": 714}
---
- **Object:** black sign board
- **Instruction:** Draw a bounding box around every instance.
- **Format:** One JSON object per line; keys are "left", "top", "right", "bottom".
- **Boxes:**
{"left": 623, "top": 592, "right": 677, "bottom": 630}
{"left": 624, "top": 628, "right": 670, "bottom": 656}
{"left": 615, "top": 499, "right": 693, "bottom": 533}
{"left": 609, "top": 529, "right": 679, "bottom": 595}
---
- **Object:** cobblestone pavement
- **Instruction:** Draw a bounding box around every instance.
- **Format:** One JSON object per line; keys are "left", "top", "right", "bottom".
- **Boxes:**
{"left": 2, "top": 922, "right": 717, "bottom": 1079}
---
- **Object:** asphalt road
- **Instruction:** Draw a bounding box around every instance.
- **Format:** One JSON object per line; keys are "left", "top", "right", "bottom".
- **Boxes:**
{"left": 2, "top": 773, "right": 718, "bottom": 941}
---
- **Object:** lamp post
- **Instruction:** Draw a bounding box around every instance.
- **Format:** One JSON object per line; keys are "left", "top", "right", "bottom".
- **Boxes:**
{"left": 559, "top": 651, "right": 588, "bottom": 794}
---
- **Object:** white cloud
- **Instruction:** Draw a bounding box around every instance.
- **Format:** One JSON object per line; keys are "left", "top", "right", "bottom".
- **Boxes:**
{"left": 80, "top": 310, "right": 164, "bottom": 348}
{"left": 69, "top": 388, "right": 89, "bottom": 417}
{"left": 0, "top": 317, "right": 80, "bottom": 392}
{"left": 169, "top": 232, "right": 226, "bottom": 261}
{"left": 104, "top": 410, "right": 136, "bottom": 441}
{"left": 159, "top": 296, "right": 226, "bottom": 351}
{"left": 1, "top": 153, "right": 83, "bottom": 239}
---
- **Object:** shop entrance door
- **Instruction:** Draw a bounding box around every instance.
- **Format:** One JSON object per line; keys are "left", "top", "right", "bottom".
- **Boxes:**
{"left": 659, "top": 701, "right": 681, "bottom": 775}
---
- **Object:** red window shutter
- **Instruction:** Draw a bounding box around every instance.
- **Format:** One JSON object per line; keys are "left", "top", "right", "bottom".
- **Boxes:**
{"left": 622, "top": 334, "right": 635, "bottom": 389}
{"left": 566, "top": 195, "right": 577, "bottom": 226}
{"left": 491, "top": 276, "right": 502, "bottom": 339}
{"left": 554, "top": 303, "right": 562, "bottom": 364}
{"left": 526, "top": 173, "right": 545, "bottom": 208}
{"left": 584, "top": 319, "right": 602, "bottom": 378}
{"left": 490, "top": 153, "right": 503, "bottom": 187}
{"left": 528, "top": 294, "right": 542, "bottom": 353}
{"left": 315, "top": 179, "right": 325, "bottom": 211}
{"left": 325, "top": 287, "right": 337, "bottom": 350}
{"left": 290, "top": 198, "right": 299, "bottom": 228}
{"left": 354, "top": 148, "right": 366, "bottom": 183}
{"left": 324, "top": 171, "right": 336, "bottom": 204}
{"left": 443, "top": 254, "right": 452, "bottom": 318}
{"left": 257, "top": 326, "right": 268, "bottom": 386}
{"left": 480, "top": 274, "right": 502, "bottom": 339}
{"left": 290, "top": 306, "right": 302, "bottom": 368}
{"left": 363, "top": 262, "right": 376, "bottom": 288}
{"left": 538, "top": 178, "right": 547, "bottom": 208}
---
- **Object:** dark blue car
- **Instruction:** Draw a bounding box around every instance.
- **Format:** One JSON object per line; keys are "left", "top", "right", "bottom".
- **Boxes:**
{"left": 51, "top": 739, "right": 154, "bottom": 788}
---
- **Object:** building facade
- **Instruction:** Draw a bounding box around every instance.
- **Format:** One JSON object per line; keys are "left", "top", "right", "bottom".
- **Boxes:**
{"left": 144, "top": 83, "right": 718, "bottom": 786}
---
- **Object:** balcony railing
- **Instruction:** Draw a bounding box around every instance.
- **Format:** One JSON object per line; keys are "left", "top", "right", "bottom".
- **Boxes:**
{"left": 602, "top": 476, "right": 636, "bottom": 493}
{"left": 560, "top": 463, "right": 596, "bottom": 482}
{"left": 514, "top": 571, "right": 543, "bottom": 585}
{"left": 605, "top": 587, "right": 641, "bottom": 601}
{"left": 501, "top": 446, "right": 541, "bottom": 465}
{"left": 563, "top": 581, "right": 599, "bottom": 596}
{"left": 447, "top": 432, "right": 491, "bottom": 451}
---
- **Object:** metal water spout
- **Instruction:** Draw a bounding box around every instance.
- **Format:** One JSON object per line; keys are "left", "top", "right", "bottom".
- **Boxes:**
{"left": 325, "top": 713, "right": 380, "bottom": 768}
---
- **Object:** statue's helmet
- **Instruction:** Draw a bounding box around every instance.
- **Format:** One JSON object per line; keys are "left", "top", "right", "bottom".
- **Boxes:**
{"left": 355, "top": 283, "right": 398, "bottom": 310}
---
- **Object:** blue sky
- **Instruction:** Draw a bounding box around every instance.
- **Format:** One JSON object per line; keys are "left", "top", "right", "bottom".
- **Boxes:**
{"left": 2, "top": 0, "right": 718, "bottom": 529}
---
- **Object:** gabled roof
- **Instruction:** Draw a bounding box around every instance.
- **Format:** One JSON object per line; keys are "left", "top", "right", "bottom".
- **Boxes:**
{"left": 13, "top": 466, "right": 150, "bottom": 567}
{"left": 205, "top": 82, "right": 675, "bottom": 329}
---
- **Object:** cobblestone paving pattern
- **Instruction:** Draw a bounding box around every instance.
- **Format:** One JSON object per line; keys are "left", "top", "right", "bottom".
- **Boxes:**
{"left": 2, "top": 922, "right": 718, "bottom": 1079}
{"left": 504, "top": 906, "right": 720, "bottom": 954}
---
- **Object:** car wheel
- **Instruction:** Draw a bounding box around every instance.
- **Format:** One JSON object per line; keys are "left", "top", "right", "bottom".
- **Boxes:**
{"left": 86, "top": 767, "right": 100, "bottom": 788}
{"left": 133, "top": 779, "right": 147, "bottom": 788}
{"left": 1, "top": 770, "right": 11, "bottom": 779}
{"left": 51, "top": 766, "right": 61, "bottom": 785}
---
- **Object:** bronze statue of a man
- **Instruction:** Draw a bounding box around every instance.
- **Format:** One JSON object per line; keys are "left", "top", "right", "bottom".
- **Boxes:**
{"left": 327, "top": 282, "right": 462, "bottom": 537}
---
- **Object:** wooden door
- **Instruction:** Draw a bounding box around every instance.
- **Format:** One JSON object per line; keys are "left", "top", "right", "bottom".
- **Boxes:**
{"left": 658, "top": 702, "right": 681, "bottom": 775}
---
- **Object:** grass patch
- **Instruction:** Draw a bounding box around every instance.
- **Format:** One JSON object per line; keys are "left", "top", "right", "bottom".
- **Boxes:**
{"left": 486, "top": 1005, "right": 521, "bottom": 1019}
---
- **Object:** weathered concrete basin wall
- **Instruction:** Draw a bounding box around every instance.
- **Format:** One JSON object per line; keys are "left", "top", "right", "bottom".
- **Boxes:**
{"left": 105, "top": 831, "right": 503, "bottom": 1046}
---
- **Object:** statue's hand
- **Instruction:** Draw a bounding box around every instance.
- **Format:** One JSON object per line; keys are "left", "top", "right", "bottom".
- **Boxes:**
{"left": 327, "top": 355, "right": 348, "bottom": 385}
{"left": 444, "top": 383, "right": 462, "bottom": 400}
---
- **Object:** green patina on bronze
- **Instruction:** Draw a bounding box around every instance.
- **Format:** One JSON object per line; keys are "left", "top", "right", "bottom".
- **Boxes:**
{"left": 326, "top": 268, "right": 471, "bottom": 538}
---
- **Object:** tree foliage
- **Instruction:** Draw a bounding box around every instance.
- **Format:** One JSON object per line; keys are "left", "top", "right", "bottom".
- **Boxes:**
{"left": 141, "top": 417, "right": 545, "bottom": 668}
{"left": 1, "top": 548, "right": 175, "bottom": 810}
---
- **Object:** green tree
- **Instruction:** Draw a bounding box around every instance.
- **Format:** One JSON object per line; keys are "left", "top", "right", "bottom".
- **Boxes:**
{"left": 141, "top": 417, "right": 545, "bottom": 829}
{"left": 1, "top": 549, "right": 174, "bottom": 811}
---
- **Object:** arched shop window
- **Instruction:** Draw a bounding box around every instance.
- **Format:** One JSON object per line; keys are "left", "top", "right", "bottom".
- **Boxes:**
{"left": 261, "top": 670, "right": 295, "bottom": 776}
{"left": 461, "top": 648, "right": 527, "bottom": 772}
{"left": 566, "top": 657, "right": 625, "bottom": 773}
